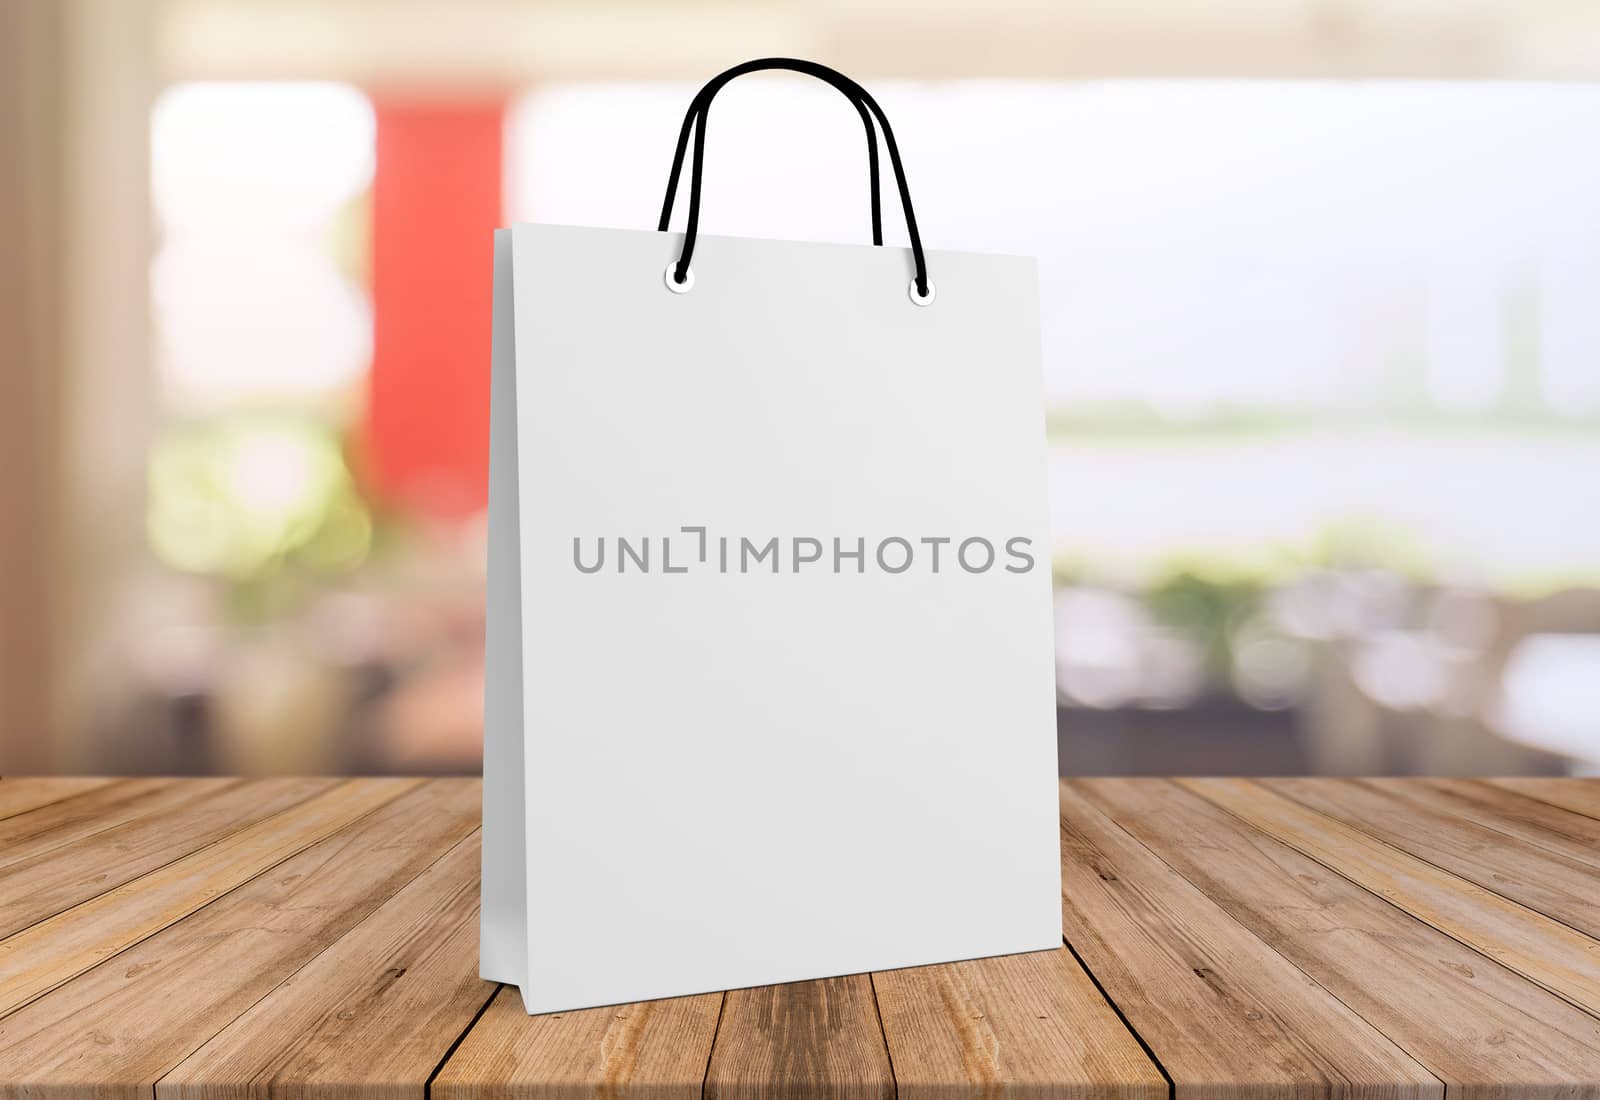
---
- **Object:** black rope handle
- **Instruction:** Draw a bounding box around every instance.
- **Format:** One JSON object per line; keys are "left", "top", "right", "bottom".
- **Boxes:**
{"left": 657, "top": 58, "right": 930, "bottom": 298}
{"left": 657, "top": 69, "right": 883, "bottom": 252}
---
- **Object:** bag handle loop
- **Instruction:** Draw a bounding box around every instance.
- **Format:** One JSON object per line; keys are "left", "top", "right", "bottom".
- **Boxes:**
{"left": 658, "top": 64, "right": 883, "bottom": 254}
{"left": 656, "top": 58, "right": 931, "bottom": 300}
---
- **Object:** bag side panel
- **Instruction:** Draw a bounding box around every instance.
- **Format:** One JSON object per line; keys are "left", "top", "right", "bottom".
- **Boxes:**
{"left": 479, "top": 228, "right": 528, "bottom": 989}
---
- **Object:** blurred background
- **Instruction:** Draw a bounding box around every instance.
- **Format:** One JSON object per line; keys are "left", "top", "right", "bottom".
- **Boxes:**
{"left": 5, "top": 0, "right": 1599, "bottom": 778}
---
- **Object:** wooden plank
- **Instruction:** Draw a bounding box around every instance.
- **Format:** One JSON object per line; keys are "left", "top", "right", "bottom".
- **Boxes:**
{"left": 1058, "top": 783, "right": 1441, "bottom": 1100}
{"left": 1181, "top": 778, "right": 1600, "bottom": 1017}
{"left": 0, "top": 777, "right": 415, "bottom": 1016}
{"left": 1077, "top": 778, "right": 1600, "bottom": 1100}
{"left": 0, "top": 777, "right": 114, "bottom": 820}
{"left": 159, "top": 829, "right": 491, "bottom": 1100}
{"left": 872, "top": 948, "right": 1168, "bottom": 1100}
{"left": 0, "top": 776, "right": 339, "bottom": 939}
{"left": 1267, "top": 778, "right": 1600, "bottom": 940}
{"left": 0, "top": 779, "right": 481, "bottom": 1100}
{"left": 1381, "top": 778, "right": 1600, "bottom": 872}
{"left": 1485, "top": 779, "right": 1600, "bottom": 823}
{"left": 704, "top": 976, "right": 895, "bottom": 1100}
{"left": 0, "top": 777, "right": 234, "bottom": 871}
{"left": 434, "top": 986, "right": 724, "bottom": 1100}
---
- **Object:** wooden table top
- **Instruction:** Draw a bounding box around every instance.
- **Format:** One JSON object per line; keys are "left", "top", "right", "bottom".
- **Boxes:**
{"left": 0, "top": 776, "right": 1597, "bottom": 1099}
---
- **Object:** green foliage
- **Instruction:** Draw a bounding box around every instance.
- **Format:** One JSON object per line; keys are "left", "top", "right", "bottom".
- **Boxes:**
{"left": 147, "top": 412, "right": 373, "bottom": 619}
{"left": 1143, "top": 570, "right": 1264, "bottom": 680}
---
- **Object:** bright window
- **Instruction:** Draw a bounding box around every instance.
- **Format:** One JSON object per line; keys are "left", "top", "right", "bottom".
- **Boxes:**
{"left": 148, "top": 83, "right": 375, "bottom": 582}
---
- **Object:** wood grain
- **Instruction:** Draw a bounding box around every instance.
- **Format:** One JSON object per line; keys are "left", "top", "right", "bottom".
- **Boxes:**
{"left": 705, "top": 976, "right": 895, "bottom": 1100}
{"left": 1269, "top": 778, "right": 1600, "bottom": 939}
{"left": 1381, "top": 778, "right": 1600, "bottom": 872}
{"left": 1181, "top": 778, "right": 1600, "bottom": 1016}
{"left": 0, "top": 777, "right": 412, "bottom": 1015}
{"left": 872, "top": 948, "right": 1167, "bottom": 1100}
{"left": 0, "top": 777, "right": 231, "bottom": 871}
{"left": 159, "top": 829, "right": 492, "bottom": 1100}
{"left": 0, "top": 776, "right": 336, "bottom": 938}
{"left": 1059, "top": 783, "right": 1441, "bottom": 1100}
{"left": 2, "top": 776, "right": 1598, "bottom": 1100}
{"left": 1485, "top": 779, "right": 1600, "bottom": 823}
{"left": 0, "top": 779, "right": 481, "bottom": 1100}
{"left": 0, "top": 776, "right": 114, "bottom": 819}
{"left": 433, "top": 987, "right": 724, "bottom": 1100}
{"left": 1076, "top": 778, "right": 1600, "bottom": 1100}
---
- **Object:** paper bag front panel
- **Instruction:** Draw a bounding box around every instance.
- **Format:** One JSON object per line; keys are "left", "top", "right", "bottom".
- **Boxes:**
{"left": 510, "top": 223, "right": 1060, "bottom": 1013}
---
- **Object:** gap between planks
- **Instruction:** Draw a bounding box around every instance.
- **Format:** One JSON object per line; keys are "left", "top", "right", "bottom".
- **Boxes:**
{"left": 1265, "top": 777, "right": 1600, "bottom": 939}
{"left": 1179, "top": 778, "right": 1600, "bottom": 1020}
{"left": 1059, "top": 781, "right": 1442, "bottom": 1100}
{"left": 9, "top": 778, "right": 1595, "bottom": 1099}
{"left": 0, "top": 778, "right": 421, "bottom": 1017}
{"left": 0, "top": 780, "right": 483, "bottom": 1100}
{"left": 157, "top": 824, "right": 496, "bottom": 1100}
{"left": 1074, "top": 778, "right": 1600, "bottom": 1100}
{"left": 0, "top": 777, "right": 117, "bottom": 821}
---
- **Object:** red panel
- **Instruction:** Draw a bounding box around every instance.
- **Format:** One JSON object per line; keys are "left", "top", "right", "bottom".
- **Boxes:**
{"left": 366, "top": 97, "right": 503, "bottom": 520}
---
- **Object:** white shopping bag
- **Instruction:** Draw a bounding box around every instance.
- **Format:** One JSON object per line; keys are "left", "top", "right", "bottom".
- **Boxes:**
{"left": 481, "top": 59, "right": 1061, "bottom": 1014}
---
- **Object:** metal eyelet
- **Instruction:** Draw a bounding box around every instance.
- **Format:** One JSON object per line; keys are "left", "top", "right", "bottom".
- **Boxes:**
{"left": 908, "top": 279, "right": 935, "bottom": 307}
{"left": 664, "top": 263, "right": 695, "bottom": 294}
